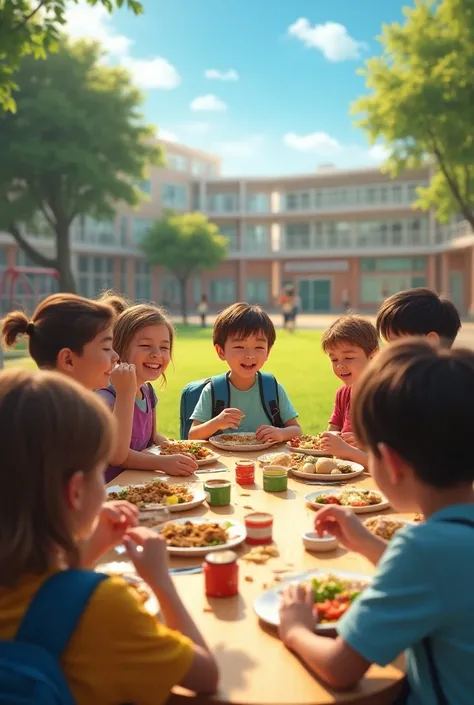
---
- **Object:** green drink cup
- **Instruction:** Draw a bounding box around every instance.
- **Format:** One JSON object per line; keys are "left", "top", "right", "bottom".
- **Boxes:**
{"left": 204, "top": 479, "right": 231, "bottom": 506}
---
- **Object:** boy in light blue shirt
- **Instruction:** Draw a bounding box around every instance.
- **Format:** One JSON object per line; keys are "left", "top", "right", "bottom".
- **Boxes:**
{"left": 278, "top": 339, "right": 474, "bottom": 704}
{"left": 189, "top": 302, "right": 301, "bottom": 442}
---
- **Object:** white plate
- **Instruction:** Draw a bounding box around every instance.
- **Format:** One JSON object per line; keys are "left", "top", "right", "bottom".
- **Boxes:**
{"left": 254, "top": 569, "right": 371, "bottom": 631}
{"left": 258, "top": 453, "right": 365, "bottom": 482}
{"left": 106, "top": 481, "right": 207, "bottom": 513}
{"left": 209, "top": 433, "right": 276, "bottom": 452}
{"left": 146, "top": 444, "right": 221, "bottom": 467}
{"left": 97, "top": 561, "right": 159, "bottom": 615}
{"left": 159, "top": 516, "right": 246, "bottom": 556}
{"left": 305, "top": 487, "right": 390, "bottom": 514}
{"left": 285, "top": 442, "right": 328, "bottom": 457}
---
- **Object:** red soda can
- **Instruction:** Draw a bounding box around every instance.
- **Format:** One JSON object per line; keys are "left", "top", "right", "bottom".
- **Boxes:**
{"left": 235, "top": 460, "right": 255, "bottom": 485}
{"left": 203, "top": 550, "right": 239, "bottom": 597}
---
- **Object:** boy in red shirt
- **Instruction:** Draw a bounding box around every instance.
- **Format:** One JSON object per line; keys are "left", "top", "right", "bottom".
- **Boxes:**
{"left": 320, "top": 316, "right": 379, "bottom": 465}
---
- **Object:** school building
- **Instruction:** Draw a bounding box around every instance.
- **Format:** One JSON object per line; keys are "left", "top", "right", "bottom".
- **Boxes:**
{"left": 1, "top": 139, "right": 473, "bottom": 314}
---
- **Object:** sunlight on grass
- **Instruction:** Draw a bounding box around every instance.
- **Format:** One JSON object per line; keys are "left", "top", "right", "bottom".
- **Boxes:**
{"left": 5, "top": 327, "right": 339, "bottom": 438}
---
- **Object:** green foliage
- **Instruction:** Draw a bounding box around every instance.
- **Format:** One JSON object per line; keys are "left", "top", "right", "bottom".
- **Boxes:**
{"left": 0, "top": 0, "right": 143, "bottom": 112}
{"left": 0, "top": 39, "right": 162, "bottom": 290}
{"left": 353, "top": 0, "right": 474, "bottom": 227}
{"left": 142, "top": 212, "right": 228, "bottom": 322}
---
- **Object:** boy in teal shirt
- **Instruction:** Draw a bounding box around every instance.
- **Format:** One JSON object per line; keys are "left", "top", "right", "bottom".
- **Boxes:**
{"left": 189, "top": 302, "right": 301, "bottom": 442}
{"left": 278, "top": 339, "right": 474, "bottom": 704}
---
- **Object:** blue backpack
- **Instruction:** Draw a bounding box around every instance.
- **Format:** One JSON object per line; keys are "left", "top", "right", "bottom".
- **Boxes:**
{"left": 0, "top": 570, "right": 107, "bottom": 704}
{"left": 180, "top": 371, "right": 283, "bottom": 439}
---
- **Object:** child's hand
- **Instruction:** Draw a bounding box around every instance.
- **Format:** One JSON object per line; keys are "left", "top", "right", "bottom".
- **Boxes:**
{"left": 255, "top": 425, "right": 283, "bottom": 444}
{"left": 158, "top": 453, "right": 198, "bottom": 476}
{"left": 320, "top": 431, "right": 352, "bottom": 459}
{"left": 82, "top": 500, "right": 138, "bottom": 566}
{"left": 216, "top": 407, "right": 245, "bottom": 430}
{"left": 314, "top": 505, "right": 372, "bottom": 554}
{"left": 111, "top": 363, "right": 137, "bottom": 396}
{"left": 123, "top": 526, "right": 170, "bottom": 589}
{"left": 341, "top": 432, "right": 359, "bottom": 448}
{"left": 279, "top": 583, "right": 317, "bottom": 646}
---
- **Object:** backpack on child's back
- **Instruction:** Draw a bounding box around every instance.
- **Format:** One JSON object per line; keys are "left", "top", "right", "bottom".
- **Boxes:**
{"left": 0, "top": 570, "right": 106, "bottom": 705}
{"left": 180, "top": 371, "right": 283, "bottom": 439}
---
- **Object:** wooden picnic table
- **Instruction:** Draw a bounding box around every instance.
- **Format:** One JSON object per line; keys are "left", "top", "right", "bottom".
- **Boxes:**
{"left": 106, "top": 444, "right": 405, "bottom": 705}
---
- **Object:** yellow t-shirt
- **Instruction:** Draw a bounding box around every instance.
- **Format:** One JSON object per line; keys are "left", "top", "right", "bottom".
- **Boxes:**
{"left": 0, "top": 571, "right": 194, "bottom": 705}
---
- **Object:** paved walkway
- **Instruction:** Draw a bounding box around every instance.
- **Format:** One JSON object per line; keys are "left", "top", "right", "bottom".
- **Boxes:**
{"left": 172, "top": 312, "right": 474, "bottom": 348}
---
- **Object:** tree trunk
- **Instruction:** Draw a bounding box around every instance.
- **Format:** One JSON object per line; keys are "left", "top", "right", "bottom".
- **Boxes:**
{"left": 56, "top": 220, "right": 77, "bottom": 293}
{"left": 178, "top": 276, "right": 189, "bottom": 325}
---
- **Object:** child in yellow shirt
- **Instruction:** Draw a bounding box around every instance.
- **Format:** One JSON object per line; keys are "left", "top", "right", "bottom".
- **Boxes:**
{"left": 0, "top": 369, "right": 218, "bottom": 705}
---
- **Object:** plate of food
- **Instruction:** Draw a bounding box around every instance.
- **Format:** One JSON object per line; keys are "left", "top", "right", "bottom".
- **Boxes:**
{"left": 254, "top": 570, "right": 370, "bottom": 631}
{"left": 287, "top": 434, "right": 328, "bottom": 457}
{"left": 305, "top": 486, "right": 390, "bottom": 514}
{"left": 363, "top": 515, "right": 415, "bottom": 540}
{"left": 148, "top": 441, "right": 220, "bottom": 466}
{"left": 258, "top": 452, "right": 364, "bottom": 482}
{"left": 97, "top": 561, "right": 159, "bottom": 615}
{"left": 107, "top": 479, "right": 206, "bottom": 513}
{"left": 159, "top": 516, "right": 246, "bottom": 556}
{"left": 209, "top": 432, "right": 277, "bottom": 452}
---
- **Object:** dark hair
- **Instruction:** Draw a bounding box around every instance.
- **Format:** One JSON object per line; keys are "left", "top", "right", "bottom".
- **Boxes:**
{"left": 1, "top": 294, "right": 116, "bottom": 369}
{"left": 0, "top": 368, "right": 115, "bottom": 586}
{"left": 213, "top": 302, "right": 276, "bottom": 349}
{"left": 321, "top": 315, "right": 379, "bottom": 357}
{"left": 376, "top": 288, "right": 461, "bottom": 347}
{"left": 352, "top": 339, "right": 474, "bottom": 489}
{"left": 98, "top": 290, "right": 131, "bottom": 316}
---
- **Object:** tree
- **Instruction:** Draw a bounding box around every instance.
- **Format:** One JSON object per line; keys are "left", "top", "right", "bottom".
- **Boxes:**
{"left": 353, "top": 0, "right": 474, "bottom": 230}
{"left": 142, "top": 212, "right": 228, "bottom": 324}
{"left": 0, "top": 0, "right": 143, "bottom": 112}
{"left": 0, "top": 39, "right": 162, "bottom": 291}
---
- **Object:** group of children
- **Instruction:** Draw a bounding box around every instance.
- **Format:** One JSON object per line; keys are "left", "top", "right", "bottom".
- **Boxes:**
{"left": 0, "top": 285, "right": 472, "bottom": 704}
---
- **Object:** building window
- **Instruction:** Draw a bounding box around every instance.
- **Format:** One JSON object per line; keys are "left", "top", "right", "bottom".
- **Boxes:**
{"left": 246, "top": 193, "right": 269, "bottom": 213}
{"left": 285, "top": 223, "right": 310, "bottom": 250}
{"left": 218, "top": 224, "right": 238, "bottom": 251}
{"left": 136, "top": 179, "right": 152, "bottom": 195}
{"left": 284, "top": 191, "right": 311, "bottom": 211}
{"left": 120, "top": 259, "right": 127, "bottom": 295}
{"left": 132, "top": 218, "right": 154, "bottom": 244}
{"left": 210, "top": 279, "right": 236, "bottom": 304}
{"left": 161, "top": 275, "right": 180, "bottom": 306}
{"left": 243, "top": 225, "right": 268, "bottom": 252}
{"left": 407, "top": 183, "right": 419, "bottom": 202}
{"left": 360, "top": 274, "right": 427, "bottom": 304}
{"left": 167, "top": 154, "right": 187, "bottom": 172}
{"left": 193, "top": 277, "right": 202, "bottom": 304}
{"left": 360, "top": 257, "right": 427, "bottom": 273}
{"left": 161, "top": 184, "right": 187, "bottom": 210}
{"left": 75, "top": 216, "right": 116, "bottom": 245}
{"left": 207, "top": 193, "right": 238, "bottom": 213}
{"left": 134, "top": 260, "right": 151, "bottom": 301}
{"left": 246, "top": 278, "right": 269, "bottom": 304}
{"left": 119, "top": 216, "right": 129, "bottom": 246}
{"left": 77, "top": 256, "right": 114, "bottom": 297}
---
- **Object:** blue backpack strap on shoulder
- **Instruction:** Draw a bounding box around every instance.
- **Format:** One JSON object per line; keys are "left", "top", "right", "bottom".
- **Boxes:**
{"left": 257, "top": 371, "right": 283, "bottom": 428}
{"left": 16, "top": 570, "right": 108, "bottom": 659}
{"left": 210, "top": 373, "right": 230, "bottom": 418}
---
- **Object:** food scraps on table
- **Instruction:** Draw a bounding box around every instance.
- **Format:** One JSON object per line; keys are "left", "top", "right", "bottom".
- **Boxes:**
{"left": 242, "top": 545, "right": 280, "bottom": 564}
{"left": 161, "top": 521, "right": 232, "bottom": 548}
{"left": 108, "top": 480, "right": 193, "bottom": 508}
{"left": 314, "top": 487, "right": 381, "bottom": 507}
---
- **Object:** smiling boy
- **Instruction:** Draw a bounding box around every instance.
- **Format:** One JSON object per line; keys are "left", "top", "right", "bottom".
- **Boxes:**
{"left": 319, "top": 316, "right": 379, "bottom": 465}
{"left": 188, "top": 303, "right": 301, "bottom": 442}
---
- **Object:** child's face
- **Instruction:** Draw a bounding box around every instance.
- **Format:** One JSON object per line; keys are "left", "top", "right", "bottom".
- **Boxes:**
{"left": 69, "top": 462, "right": 107, "bottom": 540}
{"left": 216, "top": 333, "right": 270, "bottom": 380}
{"left": 126, "top": 324, "right": 171, "bottom": 384}
{"left": 327, "top": 343, "right": 374, "bottom": 387}
{"left": 58, "top": 326, "right": 118, "bottom": 390}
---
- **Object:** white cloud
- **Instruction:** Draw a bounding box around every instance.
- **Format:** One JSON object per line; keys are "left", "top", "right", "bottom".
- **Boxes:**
{"left": 369, "top": 144, "right": 390, "bottom": 162}
{"left": 204, "top": 68, "right": 239, "bottom": 81}
{"left": 283, "top": 131, "right": 342, "bottom": 156}
{"left": 182, "top": 121, "right": 210, "bottom": 134}
{"left": 64, "top": 1, "right": 180, "bottom": 89}
{"left": 157, "top": 128, "right": 178, "bottom": 143}
{"left": 215, "top": 135, "right": 264, "bottom": 159}
{"left": 121, "top": 56, "right": 180, "bottom": 89}
{"left": 288, "top": 18, "right": 368, "bottom": 62}
{"left": 190, "top": 94, "right": 227, "bottom": 112}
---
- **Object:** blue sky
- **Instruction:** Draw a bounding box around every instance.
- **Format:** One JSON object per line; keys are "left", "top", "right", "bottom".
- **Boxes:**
{"left": 65, "top": 0, "right": 412, "bottom": 176}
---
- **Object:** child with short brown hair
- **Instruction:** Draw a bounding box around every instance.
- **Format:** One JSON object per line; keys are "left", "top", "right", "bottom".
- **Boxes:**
{"left": 319, "top": 315, "right": 379, "bottom": 464}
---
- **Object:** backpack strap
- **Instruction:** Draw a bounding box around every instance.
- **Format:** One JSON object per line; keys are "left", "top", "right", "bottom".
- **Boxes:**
{"left": 16, "top": 570, "right": 108, "bottom": 659}
{"left": 145, "top": 382, "right": 158, "bottom": 410}
{"left": 210, "top": 373, "right": 230, "bottom": 418}
{"left": 257, "top": 372, "right": 283, "bottom": 427}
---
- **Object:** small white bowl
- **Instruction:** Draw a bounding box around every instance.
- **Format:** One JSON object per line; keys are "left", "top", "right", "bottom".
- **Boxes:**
{"left": 302, "top": 531, "right": 338, "bottom": 553}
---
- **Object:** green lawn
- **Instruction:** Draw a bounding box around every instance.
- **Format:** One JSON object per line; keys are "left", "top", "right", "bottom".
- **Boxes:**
{"left": 5, "top": 326, "right": 338, "bottom": 438}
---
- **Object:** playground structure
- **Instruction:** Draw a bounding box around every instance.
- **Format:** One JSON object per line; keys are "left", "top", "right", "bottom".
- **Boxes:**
{"left": 0, "top": 266, "right": 59, "bottom": 369}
